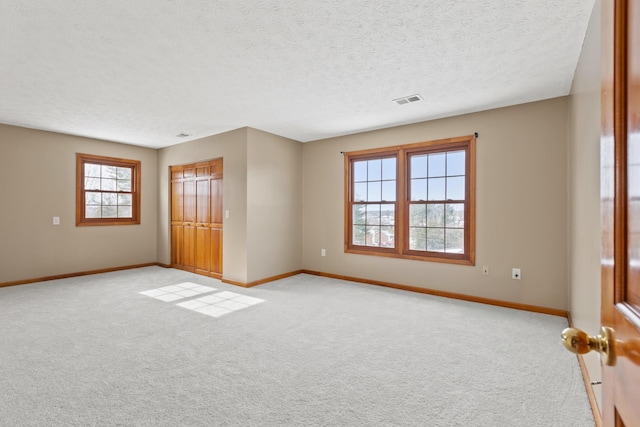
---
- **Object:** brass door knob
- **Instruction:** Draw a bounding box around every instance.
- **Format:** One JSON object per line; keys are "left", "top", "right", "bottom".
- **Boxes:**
{"left": 561, "top": 326, "right": 616, "bottom": 366}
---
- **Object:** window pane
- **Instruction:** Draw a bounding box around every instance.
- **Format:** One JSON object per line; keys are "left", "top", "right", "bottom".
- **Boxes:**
{"left": 366, "top": 204, "right": 381, "bottom": 225}
{"left": 118, "top": 194, "right": 132, "bottom": 206}
{"left": 409, "top": 227, "right": 427, "bottom": 251}
{"left": 101, "top": 178, "right": 116, "bottom": 191}
{"left": 118, "top": 206, "right": 132, "bottom": 218}
{"left": 411, "top": 155, "right": 427, "bottom": 179}
{"left": 353, "top": 204, "right": 366, "bottom": 225}
{"left": 380, "top": 204, "right": 395, "bottom": 225}
{"left": 380, "top": 226, "right": 394, "bottom": 248}
{"left": 353, "top": 225, "right": 366, "bottom": 245}
{"left": 381, "top": 180, "right": 396, "bottom": 201}
{"left": 116, "top": 167, "right": 132, "bottom": 180}
{"left": 102, "top": 192, "right": 117, "bottom": 205}
{"left": 102, "top": 165, "right": 117, "bottom": 179}
{"left": 354, "top": 161, "right": 367, "bottom": 182}
{"left": 102, "top": 206, "right": 117, "bottom": 218}
{"left": 427, "top": 228, "right": 445, "bottom": 251}
{"left": 85, "top": 177, "right": 100, "bottom": 190}
{"left": 365, "top": 226, "right": 380, "bottom": 247}
{"left": 117, "top": 180, "right": 131, "bottom": 192}
{"left": 86, "top": 206, "right": 101, "bottom": 218}
{"left": 409, "top": 204, "right": 426, "bottom": 227}
{"left": 445, "top": 203, "right": 465, "bottom": 228}
{"left": 382, "top": 158, "right": 396, "bottom": 180}
{"left": 86, "top": 191, "right": 101, "bottom": 205}
{"left": 447, "top": 151, "right": 465, "bottom": 176}
{"left": 428, "top": 153, "right": 446, "bottom": 177}
{"left": 354, "top": 183, "right": 367, "bottom": 202}
{"left": 367, "top": 181, "right": 381, "bottom": 202}
{"left": 85, "top": 163, "right": 101, "bottom": 177}
{"left": 368, "top": 159, "right": 381, "bottom": 181}
{"left": 428, "top": 178, "right": 446, "bottom": 201}
{"left": 446, "top": 176, "right": 465, "bottom": 200}
{"left": 446, "top": 229, "right": 464, "bottom": 253}
{"left": 427, "top": 204, "right": 445, "bottom": 227}
{"left": 411, "top": 178, "right": 427, "bottom": 201}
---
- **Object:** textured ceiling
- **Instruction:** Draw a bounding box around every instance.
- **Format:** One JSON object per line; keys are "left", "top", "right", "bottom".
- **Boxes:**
{"left": 0, "top": 1, "right": 595, "bottom": 148}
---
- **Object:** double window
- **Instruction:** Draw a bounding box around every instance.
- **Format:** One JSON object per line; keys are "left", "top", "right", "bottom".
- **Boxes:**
{"left": 76, "top": 153, "right": 141, "bottom": 226}
{"left": 345, "top": 135, "right": 475, "bottom": 265}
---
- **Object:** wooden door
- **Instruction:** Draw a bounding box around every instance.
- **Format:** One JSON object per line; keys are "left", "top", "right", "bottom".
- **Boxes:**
{"left": 210, "top": 161, "right": 223, "bottom": 277}
{"left": 601, "top": 0, "right": 640, "bottom": 425}
{"left": 183, "top": 175, "right": 196, "bottom": 271}
{"left": 195, "top": 163, "right": 211, "bottom": 275}
{"left": 170, "top": 159, "right": 223, "bottom": 278}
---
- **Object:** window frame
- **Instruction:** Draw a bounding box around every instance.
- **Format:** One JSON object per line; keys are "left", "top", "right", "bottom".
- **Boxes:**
{"left": 344, "top": 135, "right": 475, "bottom": 265}
{"left": 76, "top": 153, "right": 141, "bottom": 226}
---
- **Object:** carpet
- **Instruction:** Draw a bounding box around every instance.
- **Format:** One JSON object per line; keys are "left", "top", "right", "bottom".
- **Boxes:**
{"left": 0, "top": 266, "right": 594, "bottom": 426}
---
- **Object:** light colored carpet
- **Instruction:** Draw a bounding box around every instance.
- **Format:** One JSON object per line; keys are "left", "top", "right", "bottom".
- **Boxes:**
{"left": 0, "top": 266, "right": 594, "bottom": 426}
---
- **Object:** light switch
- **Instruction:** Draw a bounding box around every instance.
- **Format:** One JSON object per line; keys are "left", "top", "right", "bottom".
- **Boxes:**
{"left": 225, "top": 210, "right": 230, "bottom": 219}
{"left": 53, "top": 216, "right": 60, "bottom": 225}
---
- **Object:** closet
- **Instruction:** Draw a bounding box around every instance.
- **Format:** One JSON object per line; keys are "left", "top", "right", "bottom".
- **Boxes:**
{"left": 170, "top": 158, "right": 223, "bottom": 278}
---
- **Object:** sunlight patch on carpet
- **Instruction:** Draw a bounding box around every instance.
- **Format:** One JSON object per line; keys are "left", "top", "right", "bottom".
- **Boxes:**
{"left": 177, "top": 291, "right": 265, "bottom": 318}
{"left": 139, "top": 282, "right": 217, "bottom": 302}
{"left": 139, "top": 283, "right": 265, "bottom": 318}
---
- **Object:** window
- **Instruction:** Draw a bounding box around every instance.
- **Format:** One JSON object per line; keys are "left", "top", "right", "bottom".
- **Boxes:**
{"left": 345, "top": 135, "right": 475, "bottom": 265}
{"left": 76, "top": 153, "right": 141, "bottom": 226}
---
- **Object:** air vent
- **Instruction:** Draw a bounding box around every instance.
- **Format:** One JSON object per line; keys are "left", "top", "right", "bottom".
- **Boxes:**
{"left": 176, "top": 133, "right": 191, "bottom": 138}
{"left": 393, "top": 94, "right": 423, "bottom": 105}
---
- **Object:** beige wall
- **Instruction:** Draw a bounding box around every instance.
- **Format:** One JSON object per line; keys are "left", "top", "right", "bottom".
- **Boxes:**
{"left": 568, "top": 0, "right": 602, "bottom": 410}
{"left": 157, "top": 128, "right": 249, "bottom": 283}
{"left": 246, "top": 128, "right": 303, "bottom": 282}
{"left": 0, "top": 124, "right": 158, "bottom": 283}
{"left": 302, "top": 97, "right": 569, "bottom": 310}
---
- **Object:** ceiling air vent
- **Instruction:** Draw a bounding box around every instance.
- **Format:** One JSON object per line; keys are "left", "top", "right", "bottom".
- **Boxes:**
{"left": 393, "top": 94, "right": 423, "bottom": 105}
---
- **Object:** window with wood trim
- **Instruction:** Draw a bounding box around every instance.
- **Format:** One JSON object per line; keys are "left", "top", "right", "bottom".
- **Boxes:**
{"left": 76, "top": 153, "right": 141, "bottom": 226}
{"left": 345, "top": 135, "right": 475, "bottom": 265}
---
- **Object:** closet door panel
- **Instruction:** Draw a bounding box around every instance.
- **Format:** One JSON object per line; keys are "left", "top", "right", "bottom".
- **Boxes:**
{"left": 211, "top": 228, "right": 223, "bottom": 276}
{"left": 183, "top": 225, "right": 196, "bottom": 270}
{"left": 196, "top": 179, "right": 210, "bottom": 225}
{"left": 196, "top": 225, "right": 211, "bottom": 274}
{"left": 171, "top": 225, "right": 183, "bottom": 266}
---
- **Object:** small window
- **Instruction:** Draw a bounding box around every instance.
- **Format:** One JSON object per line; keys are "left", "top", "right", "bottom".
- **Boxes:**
{"left": 76, "top": 153, "right": 141, "bottom": 226}
{"left": 345, "top": 135, "right": 475, "bottom": 265}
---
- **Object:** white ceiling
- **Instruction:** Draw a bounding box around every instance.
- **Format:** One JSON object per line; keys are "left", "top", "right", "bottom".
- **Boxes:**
{"left": 0, "top": 1, "right": 595, "bottom": 149}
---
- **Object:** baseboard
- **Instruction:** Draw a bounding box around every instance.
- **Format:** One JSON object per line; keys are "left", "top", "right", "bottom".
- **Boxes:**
{"left": 0, "top": 264, "right": 302, "bottom": 290}
{"left": 301, "top": 269, "right": 569, "bottom": 318}
{"left": 222, "top": 270, "right": 304, "bottom": 288}
{"left": 0, "top": 263, "right": 158, "bottom": 288}
{"left": 567, "top": 314, "right": 602, "bottom": 427}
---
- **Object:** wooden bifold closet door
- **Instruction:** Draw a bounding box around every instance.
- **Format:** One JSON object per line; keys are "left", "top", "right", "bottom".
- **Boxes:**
{"left": 170, "top": 159, "right": 223, "bottom": 278}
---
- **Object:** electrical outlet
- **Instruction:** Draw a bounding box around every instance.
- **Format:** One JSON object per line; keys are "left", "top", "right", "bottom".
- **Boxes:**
{"left": 482, "top": 266, "right": 489, "bottom": 276}
{"left": 53, "top": 216, "right": 60, "bottom": 225}
{"left": 321, "top": 248, "right": 326, "bottom": 257}
{"left": 512, "top": 268, "right": 521, "bottom": 280}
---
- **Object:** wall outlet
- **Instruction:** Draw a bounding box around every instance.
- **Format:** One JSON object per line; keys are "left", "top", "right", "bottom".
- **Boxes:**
{"left": 482, "top": 266, "right": 489, "bottom": 276}
{"left": 321, "top": 248, "right": 326, "bottom": 257}
{"left": 512, "top": 268, "right": 521, "bottom": 280}
{"left": 53, "top": 216, "right": 60, "bottom": 225}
